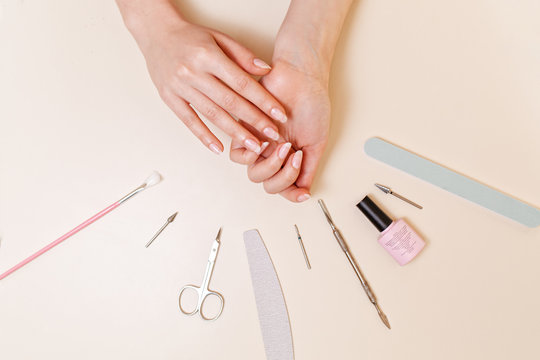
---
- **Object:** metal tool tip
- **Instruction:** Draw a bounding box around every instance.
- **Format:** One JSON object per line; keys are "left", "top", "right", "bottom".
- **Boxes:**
{"left": 374, "top": 303, "right": 391, "bottom": 329}
{"left": 375, "top": 183, "right": 391, "bottom": 194}
{"left": 216, "top": 227, "right": 222, "bottom": 241}
{"left": 168, "top": 212, "right": 178, "bottom": 222}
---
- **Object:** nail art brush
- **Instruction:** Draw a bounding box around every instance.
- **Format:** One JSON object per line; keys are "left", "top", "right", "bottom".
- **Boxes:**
{"left": 318, "top": 199, "right": 391, "bottom": 329}
{"left": 146, "top": 212, "right": 178, "bottom": 248}
{"left": 375, "top": 183, "right": 423, "bottom": 209}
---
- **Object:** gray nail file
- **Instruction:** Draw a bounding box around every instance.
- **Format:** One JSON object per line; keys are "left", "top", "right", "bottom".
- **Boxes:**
{"left": 365, "top": 137, "right": 540, "bottom": 228}
{"left": 244, "top": 229, "right": 294, "bottom": 360}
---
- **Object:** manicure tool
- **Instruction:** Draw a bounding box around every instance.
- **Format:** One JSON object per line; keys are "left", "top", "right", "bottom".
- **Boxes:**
{"left": 145, "top": 211, "right": 178, "bottom": 248}
{"left": 179, "top": 228, "right": 225, "bottom": 321}
{"left": 375, "top": 183, "right": 423, "bottom": 209}
{"left": 365, "top": 137, "right": 540, "bottom": 227}
{"left": 293, "top": 225, "right": 311, "bottom": 269}
{"left": 244, "top": 229, "right": 294, "bottom": 360}
{"left": 318, "top": 199, "right": 391, "bottom": 329}
{"left": 0, "top": 172, "right": 162, "bottom": 281}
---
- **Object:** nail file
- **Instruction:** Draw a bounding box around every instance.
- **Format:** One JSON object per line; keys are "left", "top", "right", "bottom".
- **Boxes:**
{"left": 365, "top": 137, "right": 540, "bottom": 228}
{"left": 244, "top": 229, "right": 294, "bottom": 360}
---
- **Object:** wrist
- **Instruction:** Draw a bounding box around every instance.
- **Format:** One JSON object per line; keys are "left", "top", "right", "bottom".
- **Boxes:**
{"left": 116, "top": 0, "right": 188, "bottom": 50}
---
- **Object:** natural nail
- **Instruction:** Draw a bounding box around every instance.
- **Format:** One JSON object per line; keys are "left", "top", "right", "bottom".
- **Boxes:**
{"left": 263, "top": 127, "right": 279, "bottom": 141}
{"left": 260, "top": 142, "right": 270, "bottom": 153}
{"left": 292, "top": 150, "right": 303, "bottom": 169}
{"left": 278, "top": 142, "right": 292, "bottom": 159}
{"left": 244, "top": 139, "right": 261, "bottom": 154}
{"left": 271, "top": 108, "right": 287, "bottom": 123}
{"left": 253, "top": 58, "right": 272, "bottom": 70}
{"left": 297, "top": 194, "right": 311, "bottom": 202}
{"left": 209, "top": 143, "right": 222, "bottom": 154}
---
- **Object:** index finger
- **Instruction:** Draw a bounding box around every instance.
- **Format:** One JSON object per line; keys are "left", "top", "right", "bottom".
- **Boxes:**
{"left": 212, "top": 54, "right": 288, "bottom": 124}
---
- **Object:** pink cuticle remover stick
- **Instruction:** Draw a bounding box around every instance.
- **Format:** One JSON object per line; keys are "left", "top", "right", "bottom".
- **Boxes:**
{"left": 0, "top": 171, "right": 162, "bottom": 280}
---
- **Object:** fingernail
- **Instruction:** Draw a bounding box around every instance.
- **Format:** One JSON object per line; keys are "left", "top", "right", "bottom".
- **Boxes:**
{"left": 263, "top": 127, "right": 279, "bottom": 141}
{"left": 209, "top": 143, "right": 222, "bottom": 155}
{"left": 297, "top": 194, "right": 311, "bottom": 202}
{"left": 292, "top": 150, "right": 303, "bottom": 169}
{"left": 271, "top": 108, "right": 287, "bottom": 123}
{"left": 253, "top": 58, "right": 272, "bottom": 70}
{"left": 260, "top": 141, "right": 270, "bottom": 153}
{"left": 278, "top": 142, "right": 292, "bottom": 159}
{"left": 244, "top": 138, "right": 261, "bottom": 154}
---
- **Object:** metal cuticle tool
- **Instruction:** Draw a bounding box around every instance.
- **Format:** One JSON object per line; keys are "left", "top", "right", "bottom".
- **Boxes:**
{"left": 375, "top": 183, "right": 423, "bottom": 209}
{"left": 146, "top": 211, "right": 178, "bottom": 248}
{"left": 294, "top": 225, "right": 311, "bottom": 269}
{"left": 318, "top": 199, "right": 391, "bottom": 329}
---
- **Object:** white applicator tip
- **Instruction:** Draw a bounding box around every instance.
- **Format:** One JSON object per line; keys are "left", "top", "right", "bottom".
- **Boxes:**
{"left": 143, "top": 171, "right": 163, "bottom": 188}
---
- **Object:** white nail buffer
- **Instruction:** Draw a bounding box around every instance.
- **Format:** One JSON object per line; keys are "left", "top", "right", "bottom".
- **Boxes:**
{"left": 365, "top": 137, "right": 540, "bottom": 228}
{"left": 244, "top": 229, "right": 294, "bottom": 360}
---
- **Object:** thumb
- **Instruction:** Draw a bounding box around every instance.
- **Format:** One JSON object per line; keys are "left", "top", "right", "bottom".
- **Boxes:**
{"left": 211, "top": 31, "right": 272, "bottom": 76}
{"left": 295, "top": 146, "right": 324, "bottom": 191}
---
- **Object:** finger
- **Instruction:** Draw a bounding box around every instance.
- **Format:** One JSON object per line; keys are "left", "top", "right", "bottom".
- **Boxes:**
{"left": 162, "top": 92, "right": 223, "bottom": 154}
{"left": 230, "top": 139, "right": 269, "bottom": 165}
{"left": 247, "top": 142, "right": 292, "bottom": 183}
{"left": 279, "top": 185, "right": 311, "bottom": 203}
{"left": 181, "top": 87, "right": 264, "bottom": 154}
{"left": 295, "top": 145, "right": 326, "bottom": 190}
{"left": 263, "top": 150, "right": 303, "bottom": 194}
{"left": 211, "top": 31, "right": 272, "bottom": 76}
{"left": 211, "top": 54, "right": 288, "bottom": 124}
{"left": 194, "top": 75, "right": 280, "bottom": 141}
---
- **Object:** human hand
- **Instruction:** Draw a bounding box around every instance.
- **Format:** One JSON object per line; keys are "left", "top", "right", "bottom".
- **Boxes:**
{"left": 119, "top": 2, "right": 287, "bottom": 154}
{"left": 230, "top": 59, "right": 331, "bottom": 202}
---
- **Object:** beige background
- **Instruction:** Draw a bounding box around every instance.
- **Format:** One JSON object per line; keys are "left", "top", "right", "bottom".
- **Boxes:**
{"left": 1, "top": 0, "right": 539, "bottom": 359}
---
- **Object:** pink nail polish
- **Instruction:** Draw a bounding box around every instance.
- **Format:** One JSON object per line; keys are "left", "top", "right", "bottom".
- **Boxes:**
{"left": 270, "top": 108, "right": 287, "bottom": 123}
{"left": 253, "top": 58, "right": 272, "bottom": 70}
{"left": 263, "top": 127, "right": 279, "bottom": 141}
{"left": 278, "top": 143, "right": 292, "bottom": 159}
{"left": 292, "top": 150, "right": 303, "bottom": 169}
{"left": 244, "top": 139, "right": 261, "bottom": 154}
{"left": 209, "top": 143, "right": 222, "bottom": 154}
{"left": 297, "top": 194, "right": 311, "bottom": 202}
{"left": 357, "top": 196, "right": 425, "bottom": 266}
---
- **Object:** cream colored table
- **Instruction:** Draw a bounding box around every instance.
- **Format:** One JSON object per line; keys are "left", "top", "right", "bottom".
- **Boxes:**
{"left": 1, "top": 1, "right": 539, "bottom": 359}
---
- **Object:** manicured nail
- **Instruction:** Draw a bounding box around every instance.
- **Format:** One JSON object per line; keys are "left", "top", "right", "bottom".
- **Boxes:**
{"left": 244, "top": 138, "right": 261, "bottom": 154}
{"left": 278, "top": 142, "right": 292, "bottom": 159}
{"left": 271, "top": 108, "right": 287, "bottom": 123}
{"left": 263, "top": 127, "right": 279, "bottom": 141}
{"left": 297, "top": 194, "right": 311, "bottom": 202}
{"left": 260, "top": 142, "right": 270, "bottom": 153}
{"left": 209, "top": 143, "right": 222, "bottom": 155}
{"left": 253, "top": 58, "right": 272, "bottom": 70}
{"left": 292, "top": 150, "right": 303, "bottom": 169}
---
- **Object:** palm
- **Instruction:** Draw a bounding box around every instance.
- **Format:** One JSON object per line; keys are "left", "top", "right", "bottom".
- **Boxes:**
{"left": 260, "top": 60, "right": 330, "bottom": 189}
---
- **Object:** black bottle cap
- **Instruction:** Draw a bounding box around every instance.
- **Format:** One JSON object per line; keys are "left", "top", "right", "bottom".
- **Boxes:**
{"left": 356, "top": 195, "right": 393, "bottom": 232}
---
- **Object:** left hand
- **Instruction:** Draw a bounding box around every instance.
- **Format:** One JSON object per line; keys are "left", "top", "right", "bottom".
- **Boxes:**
{"left": 230, "top": 59, "right": 331, "bottom": 202}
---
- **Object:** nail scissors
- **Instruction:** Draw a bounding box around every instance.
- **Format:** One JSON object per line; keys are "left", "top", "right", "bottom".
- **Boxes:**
{"left": 178, "top": 228, "right": 224, "bottom": 321}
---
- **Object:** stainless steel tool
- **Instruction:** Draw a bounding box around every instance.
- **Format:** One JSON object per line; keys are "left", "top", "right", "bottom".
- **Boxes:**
{"left": 375, "top": 183, "right": 423, "bottom": 209}
{"left": 318, "top": 199, "right": 391, "bottom": 329}
{"left": 294, "top": 225, "right": 311, "bottom": 269}
{"left": 145, "top": 211, "right": 178, "bottom": 248}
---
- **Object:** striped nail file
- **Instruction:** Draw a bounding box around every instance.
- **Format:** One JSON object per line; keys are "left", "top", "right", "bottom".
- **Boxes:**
{"left": 244, "top": 229, "right": 294, "bottom": 360}
{"left": 365, "top": 137, "right": 540, "bottom": 228}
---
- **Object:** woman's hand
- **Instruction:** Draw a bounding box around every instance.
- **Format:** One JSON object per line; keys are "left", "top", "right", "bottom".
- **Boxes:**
{"left": 230, "top": 59, "right": 331, "bottom": 202}
{"left": 117, "top": 0, "right": 287, "bottom": 154}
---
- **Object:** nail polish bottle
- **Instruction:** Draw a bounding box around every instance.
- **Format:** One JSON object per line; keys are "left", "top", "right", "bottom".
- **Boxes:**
{"left": 356, "top": 195, "right": 425, "bottom": 266}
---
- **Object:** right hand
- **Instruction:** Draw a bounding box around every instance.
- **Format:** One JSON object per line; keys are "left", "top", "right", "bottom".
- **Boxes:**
{"left": 131, "top": 16, "right": 287, "bottom": 154}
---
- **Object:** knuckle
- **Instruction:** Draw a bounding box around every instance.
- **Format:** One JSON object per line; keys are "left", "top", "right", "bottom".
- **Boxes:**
{"left": 263, "top": 182, "right": 278, "bottom": 194}
{"left": 204, "top": 105, "right": 219, "bottom": 119}
{"left": 247, "top": 169, "right": 262, "bottom": 183}
{"left": 222, "top": 93, "right": 236, "bottom": 109}
{"left": 234, "top": 75, "right": 249, "bottom": 91}
{"left": 175, "top": 63, "right": 194, "bottom": 79}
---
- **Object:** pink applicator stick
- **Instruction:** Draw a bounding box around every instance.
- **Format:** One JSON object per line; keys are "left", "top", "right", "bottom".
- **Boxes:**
{"left": 0, "top": 171, "right": 162, "bottom": 281}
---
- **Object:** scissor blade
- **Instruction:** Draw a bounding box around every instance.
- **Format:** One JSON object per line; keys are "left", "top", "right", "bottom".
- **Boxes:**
{"left": 215, "top": 227, "right": 222, "bottom": 242}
